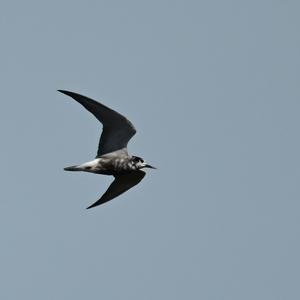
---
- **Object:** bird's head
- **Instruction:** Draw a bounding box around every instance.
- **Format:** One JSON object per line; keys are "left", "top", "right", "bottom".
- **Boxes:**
{"left": 131, "top": 156, "right": 156, "bottom": 170}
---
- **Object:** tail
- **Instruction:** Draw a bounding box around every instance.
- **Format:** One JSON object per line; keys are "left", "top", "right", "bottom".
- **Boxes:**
{"left": 64, "top": 165, "right": 81, "bottom": 171}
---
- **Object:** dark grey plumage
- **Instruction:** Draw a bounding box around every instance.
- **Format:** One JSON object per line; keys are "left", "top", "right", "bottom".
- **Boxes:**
{"left": 59, "top": 90, "right": 155, "bottom": 209}
{"left": 86, "top": 171, "right": 146, "bottom": 209}
{"left": 58, "top": 90, "right": 136, "bottom": 157}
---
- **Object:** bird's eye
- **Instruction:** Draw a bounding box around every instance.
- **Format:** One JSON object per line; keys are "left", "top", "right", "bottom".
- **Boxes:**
{"left": 133, "top": 156, "right": 143, "bottom": 163}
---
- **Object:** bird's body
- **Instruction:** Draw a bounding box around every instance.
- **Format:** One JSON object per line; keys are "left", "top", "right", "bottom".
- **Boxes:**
{"left": 59, "top": 90, "right": 155, "bottom": 209}
{"left": 64, "top": 151, "right": 142, "bottom": 175}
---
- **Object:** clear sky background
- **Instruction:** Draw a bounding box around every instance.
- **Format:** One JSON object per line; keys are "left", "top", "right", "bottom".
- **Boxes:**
{"left": 1, "top": 1, "right": 299, "bottom": 299}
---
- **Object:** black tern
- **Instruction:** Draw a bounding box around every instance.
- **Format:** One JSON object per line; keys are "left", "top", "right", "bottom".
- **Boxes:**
{"left": 59, "top": 90, "right": 156, "bottom": 209}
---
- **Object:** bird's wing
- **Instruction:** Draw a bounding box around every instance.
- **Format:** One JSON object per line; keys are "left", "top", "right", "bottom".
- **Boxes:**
{"left": 58, "top": 90, "right": 136, "bottom": 156}
{"left": 86, "top": 171, "right": 146, "bottom": 209}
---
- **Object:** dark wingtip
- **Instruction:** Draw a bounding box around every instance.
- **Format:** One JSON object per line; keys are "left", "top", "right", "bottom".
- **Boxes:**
{"left": 86, "top": 201, "right": 103, "bottom": 210}
{"left": 58, "top": 89, "right": 72, "bottom": 96}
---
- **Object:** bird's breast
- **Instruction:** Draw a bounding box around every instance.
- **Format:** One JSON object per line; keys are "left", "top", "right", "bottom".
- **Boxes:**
{"left": 112, "top": 158, "right": 135, "bottom": 171}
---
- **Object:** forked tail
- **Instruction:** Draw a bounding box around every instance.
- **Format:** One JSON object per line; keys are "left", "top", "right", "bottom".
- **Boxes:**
{"left": 64, "top": 165, "right": 81, "bottom": 171}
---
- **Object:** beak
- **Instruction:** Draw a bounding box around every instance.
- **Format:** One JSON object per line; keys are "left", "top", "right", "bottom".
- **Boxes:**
{"left": 144, "top": 164, "right": 157, "bottom": 169}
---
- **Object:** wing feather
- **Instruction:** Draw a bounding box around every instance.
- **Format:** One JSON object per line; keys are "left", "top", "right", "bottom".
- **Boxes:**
{"left": 58, "top": 90, "right": 136, "bottom": 156}
{"left": 86, "top": 171, "right": 146, "bottom": 209}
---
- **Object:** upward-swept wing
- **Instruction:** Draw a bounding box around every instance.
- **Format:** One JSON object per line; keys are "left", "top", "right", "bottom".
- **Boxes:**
{"left": 58, "top": 90, "right": 136, "bottom": 156}
{"left": 86, "top": 170, "right": 146, "bottom": 209}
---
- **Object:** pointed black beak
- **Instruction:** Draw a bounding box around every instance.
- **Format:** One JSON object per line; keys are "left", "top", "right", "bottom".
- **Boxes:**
{"left": 145, "top": 164, "right": 157, "bottom": 169}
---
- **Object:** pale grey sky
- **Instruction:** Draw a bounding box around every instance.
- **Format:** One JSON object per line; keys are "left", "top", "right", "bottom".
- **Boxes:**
{"left": 1, "top": 1, "right": 300, "bottom": 299}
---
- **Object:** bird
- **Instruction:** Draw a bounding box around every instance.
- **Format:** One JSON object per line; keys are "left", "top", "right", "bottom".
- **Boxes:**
{"left": 58, "top": 90, "right": 156, "bottom": 209}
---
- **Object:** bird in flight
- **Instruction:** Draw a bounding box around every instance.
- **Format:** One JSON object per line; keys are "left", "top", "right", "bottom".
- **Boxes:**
{"left": 58, "top": 90, "right": 156, "bottom": 209}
